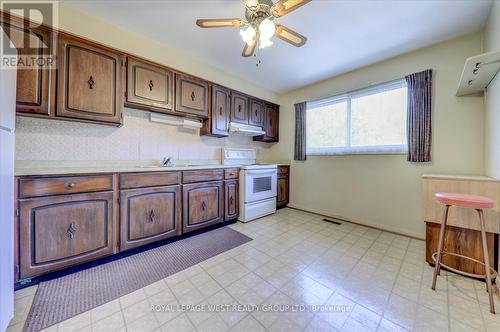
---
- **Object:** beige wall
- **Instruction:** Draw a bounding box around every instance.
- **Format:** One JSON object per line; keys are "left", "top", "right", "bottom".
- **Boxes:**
{"left": 266, "top": 33, "right": 485, "bottom": 238}
{"left": 484, "top": 1, "right": 500, "bottom": 179}
{"left": 14, "top": 3, "right": 277, "bottom": 163}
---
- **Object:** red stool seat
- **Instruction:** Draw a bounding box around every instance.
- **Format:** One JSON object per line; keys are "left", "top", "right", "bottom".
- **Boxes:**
{"left": 435, "top": 192, "right": 494, "bottom": 209}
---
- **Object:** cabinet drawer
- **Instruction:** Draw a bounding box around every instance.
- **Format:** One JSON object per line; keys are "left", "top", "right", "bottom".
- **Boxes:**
{"left": 224, "top": 168, "right": 239, "bottom": 179}
{"left": 278, "top": 166, "right": 289, "bottom": 175}
{"left": 175, "top": 74, "right": 209, "bottom": 117}
{"left": 183, "top": 181, "right": 223, "bottom": 233}
{"left": 182, "top": 169, "right": 223, "bottom": 184}
{"left": 19, "top": 191, "right": 114, "bottom": 278}
{"left": 120, "top": 186, "right": 181, "bottom": 251}
{"left": 120, "top": 172, "right": 180, "bottom": 189}
{"left": 19, "top": 175, "right": 114, "bottom": 198}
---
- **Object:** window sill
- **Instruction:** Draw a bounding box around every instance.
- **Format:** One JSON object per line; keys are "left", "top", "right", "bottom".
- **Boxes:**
{"left": 306, "top": 145, "right": 408, "bottom": 156}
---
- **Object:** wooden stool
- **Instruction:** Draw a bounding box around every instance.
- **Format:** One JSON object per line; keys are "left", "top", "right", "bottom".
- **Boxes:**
{"left": 432, "top": 192, "right": 497, "bottom": 314}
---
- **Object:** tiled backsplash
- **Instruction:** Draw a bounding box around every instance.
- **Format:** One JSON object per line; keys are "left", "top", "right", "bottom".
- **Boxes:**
{"left": 15, "top": 108, "right": 270, "bottom": 161}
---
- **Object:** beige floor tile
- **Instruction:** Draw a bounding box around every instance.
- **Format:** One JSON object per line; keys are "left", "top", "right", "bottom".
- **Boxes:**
{"left": 160, "top": 314, "right": 194, "bottom": 332}
{"left": 92, "top": 311, "right": 125, "bottom": 332}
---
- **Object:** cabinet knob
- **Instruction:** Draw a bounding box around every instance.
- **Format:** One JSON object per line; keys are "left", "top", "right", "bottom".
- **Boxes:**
{"left": 230, "top": 196, "right": 234, "bottom": 205}
{"left": 201, "top": 201, "right": 206, "bottom": 211}
{"left": 238, "top": 104, "right": 241, "bottom": 112}
{"left": 88, "top": 76, "right": 95, "bottom": 89}
{"left": 149, "top": 80, "right": 154, "bottom": 91}
{"left": 67, "top": 183, "right": 76, "bottom": 188}
{"left": 191, "top": 91, "right": 195, "bottom": 101}
{"left": 219, "top": 107, "right": 223, "bottom": 116}
{"left": 255, "top": 109, "right": 258, "bottom": 116}
{"left": 149, "top": 209, "right": 157, "bottom": 223}
{"left": 67, "top": 223, "right": 77, "bottom": 239}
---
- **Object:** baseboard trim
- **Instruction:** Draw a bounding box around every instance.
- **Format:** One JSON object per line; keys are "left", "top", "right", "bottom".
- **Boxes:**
{"left": 286, "top": 204, "right": 424, "bottom": 241}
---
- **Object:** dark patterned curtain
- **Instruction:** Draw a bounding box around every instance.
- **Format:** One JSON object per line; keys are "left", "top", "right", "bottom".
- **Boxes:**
{"left": 294, "top": 102, "right": 307, "bottom": 161}
{"left": 405, "top": 69, "right": 433, "bottom": 162}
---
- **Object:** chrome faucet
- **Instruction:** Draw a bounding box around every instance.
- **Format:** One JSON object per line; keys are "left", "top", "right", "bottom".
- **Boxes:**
{"left": 161, "top": 157, "right": 173, "bottom": 167}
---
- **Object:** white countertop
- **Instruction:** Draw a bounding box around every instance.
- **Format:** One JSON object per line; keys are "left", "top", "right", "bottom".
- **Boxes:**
{"left": 422, "top": 173, "right": 499, "bottom": 182}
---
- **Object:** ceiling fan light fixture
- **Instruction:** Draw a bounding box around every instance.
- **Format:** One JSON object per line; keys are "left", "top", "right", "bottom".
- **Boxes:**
{"left": 259, "top": 37, "right": 273, "bottom": 49}
{"left": 240, "top": 25, "right": 256, "bottom": 45}
{"left": 258, "top": 18, "right": 276, "bottom": 49}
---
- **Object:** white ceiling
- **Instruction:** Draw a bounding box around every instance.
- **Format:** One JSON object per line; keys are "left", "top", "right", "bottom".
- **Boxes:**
{"left": 64, "top": 0, "right": 493, "bottom": 93}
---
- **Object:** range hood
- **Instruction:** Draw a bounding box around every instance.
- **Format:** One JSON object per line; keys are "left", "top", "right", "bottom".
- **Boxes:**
{"left": 229, "top": 122, "right": 265, "bottom": 136}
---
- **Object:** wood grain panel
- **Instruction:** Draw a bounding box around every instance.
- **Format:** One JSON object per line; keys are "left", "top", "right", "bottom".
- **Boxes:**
{"left": 224, "top": 180, "right": 239, "bottom": 221}
{"left": 182, "top": 169, "right": 224, "bottom": 184}
{"left": 422, "top": 176, "right": 500, "bottom": 233}
{"left": 120, "top": 172, "right": 180, "bottom": 189}
{"left": 249, "top": 99, "right": 264, "bottom": 127}
{"left": 20, "top": 175, "right": 114, "bottom": 198}
{"left": 425, "top": 221, "right": 496, "bottom": 275}
{"left": 230, "top": 92, "right": 248, "bottom": 124}
{"left": 224, "top": 168, "right": 239, "bottom": 180}
{"left": 120, "top": 186, "right": 181, "bottom": 251}
{"left": 175, "top": 73, "right": 209, "bottom": 117}
{"left": 19, "top": 191, "right": 114, "bottom": 278}
{"left": 201, "top": 84, "right": 230, "bottom": 137}
{"left": 126, "top": 57, "right": 173, "bottom": 112}
{"left": 182, "top": 181, "right": 223, "bottom": 233}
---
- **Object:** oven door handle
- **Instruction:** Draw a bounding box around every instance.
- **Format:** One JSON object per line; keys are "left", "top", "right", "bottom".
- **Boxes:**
{"left": 244, "top": 169, "right": 277, "bottom": 176}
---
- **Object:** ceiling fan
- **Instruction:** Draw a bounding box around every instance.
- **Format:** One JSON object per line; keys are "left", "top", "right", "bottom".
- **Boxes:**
{"left": 196, "top": 0, "right": 311, "bottom": 57}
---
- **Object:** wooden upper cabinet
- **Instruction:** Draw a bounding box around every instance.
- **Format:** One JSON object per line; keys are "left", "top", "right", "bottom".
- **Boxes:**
{"left": 254, "top": 104, "right": 279, "bottom": 142}
{"left": 175, "top": 73, "right": 209, "bottom": 117}
{"left": 230, "top": 91, "right": 249, "bottom": 124}
{"left": 249, "top": 99, "right": 264, "bottom": 127}
{"left": 1, "top": 20, "right": 52, "bottom": 116}
{"left": 126, "top": 58, "right": 173, "bottom": 113}
{"left": 201, "top": 84, "right": 230, "bottom": 137}
{"left": 56, "top": 34, "right": 124, "bottom": 126}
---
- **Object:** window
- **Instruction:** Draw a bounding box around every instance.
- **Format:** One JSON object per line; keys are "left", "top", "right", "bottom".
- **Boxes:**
{"left": 306, "top": 80, "right": 408, "bottom": 155}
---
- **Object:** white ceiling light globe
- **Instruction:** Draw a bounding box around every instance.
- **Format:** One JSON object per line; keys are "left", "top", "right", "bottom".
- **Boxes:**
{"left": 240, "top": 26, "right": 256, "bottom": 45}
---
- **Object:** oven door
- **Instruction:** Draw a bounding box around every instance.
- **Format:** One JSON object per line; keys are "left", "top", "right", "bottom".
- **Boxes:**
{"left": 244, "top": 169, "right": 277, "bottom": 203}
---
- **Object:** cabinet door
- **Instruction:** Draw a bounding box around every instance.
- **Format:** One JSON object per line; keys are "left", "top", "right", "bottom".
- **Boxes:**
{"left": 277, "top": 177, "right": 289, "bottom": 207}
{"left": 19, "top": 191, "right": 114, "bottom": 278}
{"left": 211, "top": 84, "right": 230, "bottom": 136}
{"left": 224, "top": 180, "right": 239, "bottom": 221}
{"left": 175, "top": 74, "right": 209, "bottom": 117}
{"left": 183, "top": 181, "right": 223, "bottom": 233}
{"left": 1, "top": 21, "right": 51, "bottom": 115}
{"left": 230, "top": 92, "right": 249, "bottom": 124}
{"left": 126, "top": 58, "right": 173, "bottom": 112}
{"left": 249, "top": 99, "right": 264, "bottom": 127}
{"left": 56, "top": 35, "right": 123, "bottom": 125}
{"left": 120, "top": 186, "right": 181, "bottom": 251}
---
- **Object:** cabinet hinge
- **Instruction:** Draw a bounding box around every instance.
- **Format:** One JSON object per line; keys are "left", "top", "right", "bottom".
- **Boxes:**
{"left": 19, "top": 278, "right": 31, "bottom": 285}
{"left": 15, "top": 208, "right": 19, "bottom": 217}
{"left": 117, "top": 196, "right": 121, "bottom": 204}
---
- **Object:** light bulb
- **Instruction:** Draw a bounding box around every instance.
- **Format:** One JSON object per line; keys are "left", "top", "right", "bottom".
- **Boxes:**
{"left": 258, "top": 18, "right": 275, "bottom": 40}
{"left": 259, "top": 37, "right": 273, "bottom": 49}
{"left": 240, "top": 26, "right": 256, "bottom": 45}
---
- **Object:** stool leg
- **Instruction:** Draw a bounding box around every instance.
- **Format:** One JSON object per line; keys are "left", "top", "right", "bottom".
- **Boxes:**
{"left": 478, "top": 209, "right": 495, "bottom": 314}
{"left": 432, "top": 205, "right": 449, "bottom": 291}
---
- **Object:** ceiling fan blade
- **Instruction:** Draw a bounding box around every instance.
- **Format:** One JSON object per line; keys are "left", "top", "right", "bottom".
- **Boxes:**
{"left": 196, "top": 18, "right": 243, "bottom": 28}
{"left": 275, "top": 24, "right": 307, "bottom": 47}
{"left": 242, "top": 31, "right": 259, "bottom": 57}
{"left": 271, "top": 0, "right": 312, "bottom": 17}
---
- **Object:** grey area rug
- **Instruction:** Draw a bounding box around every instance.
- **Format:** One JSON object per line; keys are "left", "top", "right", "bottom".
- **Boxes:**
{"left": 24, "top": 227, "right": 252, "bottom": 332}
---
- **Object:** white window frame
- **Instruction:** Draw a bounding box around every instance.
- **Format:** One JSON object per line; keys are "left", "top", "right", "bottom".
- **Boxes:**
{"left": 306, "top": 79, "right": 408, "bottom": 156}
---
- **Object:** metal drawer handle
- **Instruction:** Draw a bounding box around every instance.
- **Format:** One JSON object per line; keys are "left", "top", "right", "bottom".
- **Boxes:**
{"left": 219, "top": 106, "right": 223, "bottom": 116}
{"left": 67, "top": 223, "right": 77, "bottom": 239}
{"left": 238, "top": 104, "right": 241, "bottom": 112}
{"left": 230, "top": 196, "right": 234, "bottom": 205}
{"left": 149, "top": 80, "right": 154, "bottom": 91}
{"left": 191, "top": 91, "right": 195, "bottom": 101}
{"left": 88, "top": 76, "right": 95, "bottom": 89}
{"left": 201, "top": 201, "right": 206, "bottom": 211}
{"left": 67, "top": 183, "right": 76, "bottom": 188}
{"left": 255, "top": 109, "right": 258, "bottom": 116}
{"left": 149, "top": 209, "right": 157, "bottom": 223}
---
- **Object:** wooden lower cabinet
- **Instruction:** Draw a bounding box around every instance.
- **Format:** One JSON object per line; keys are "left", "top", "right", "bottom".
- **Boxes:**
{"left": 19, "top": 191, "right": 114, "bottom": 279}
{"left": 224, "top": 180, "right": 239, "bottom": 221}
{"left": 277, "top": 166, "right": 289, "bottom": 208}
{"left": 120, "top": 186, "right": 181, "bottom": 251}
{"left": 182, "top": 181, "right": 223, "bottom": 233}
{"left": 425, "top": 221, "right": 496, "bottom": 276}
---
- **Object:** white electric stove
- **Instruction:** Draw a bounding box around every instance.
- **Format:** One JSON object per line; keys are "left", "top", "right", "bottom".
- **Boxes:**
{"left": 222, "top": 148, "right": 277, "bottom": 222}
